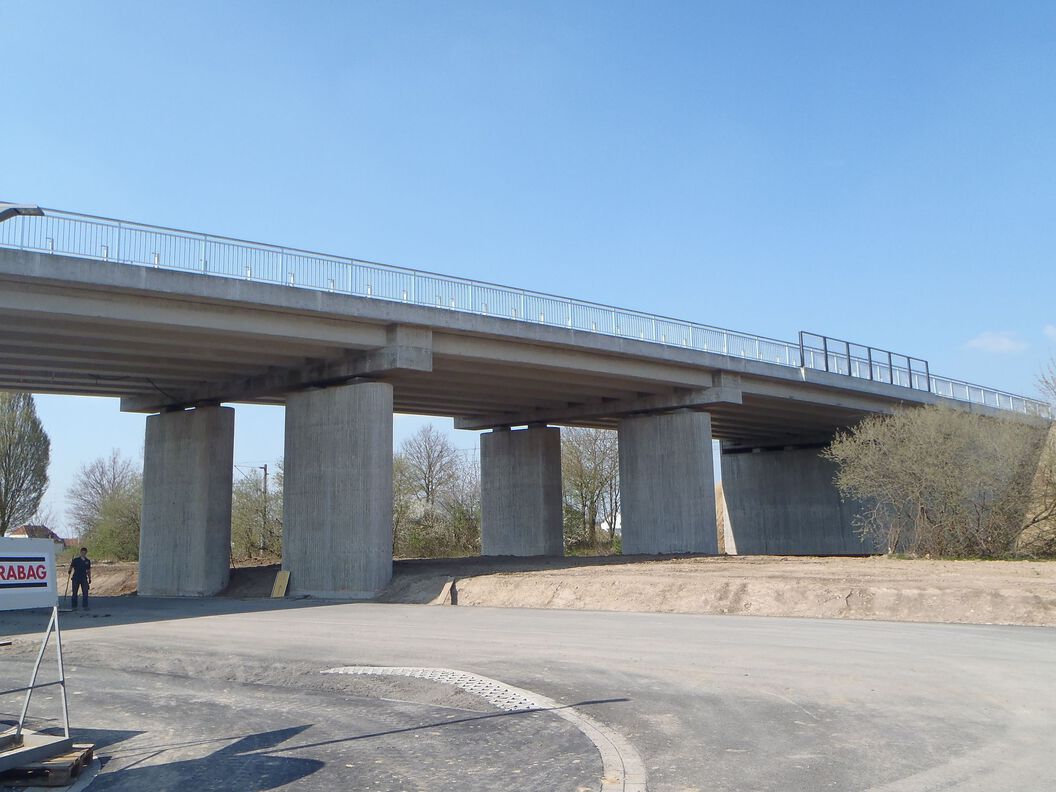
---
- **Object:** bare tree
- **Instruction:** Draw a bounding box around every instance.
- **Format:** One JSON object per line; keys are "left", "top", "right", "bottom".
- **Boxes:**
{"left": 400, "top": 425, "right": 460, "bottom": 510}
{"left": 393, "top": 426, "right": 480, "bottom": 557}
{"left": 67, "top": 450, "right": 142, "bottom": 559}
{"left": 392, "top": 454, "right": 417, "bottom": 551}
{"left": 67, "top": 449, "right": 138, "bottom": 538}
{"left": 824, "top": 405, "right": 1054, "bottom": 558}
{"left": 231, "top": 462, "right": 284, "bottom": 560}
{"left": 1041, "top": 356, "right": 1056, "bottom": 405}
{"left": 0, "top": 393, "right": 51, "bottom": 536}
{"left": 561, "top": 427, "right": 620, "bottom": 552}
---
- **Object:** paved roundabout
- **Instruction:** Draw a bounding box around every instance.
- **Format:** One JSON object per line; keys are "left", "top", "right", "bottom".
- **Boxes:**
{"left": 2, "top": 597, "right": 1054, "bottom": 791}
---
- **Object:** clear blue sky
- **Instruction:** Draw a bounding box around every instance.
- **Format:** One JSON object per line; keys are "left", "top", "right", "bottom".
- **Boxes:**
{"left": 3, "top": 1, "right": 1054, "bottom": 531}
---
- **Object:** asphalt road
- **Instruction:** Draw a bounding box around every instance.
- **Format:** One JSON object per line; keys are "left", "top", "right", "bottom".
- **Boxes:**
{"left": 2, "top": 598, "right": 1055, "bottom": 791}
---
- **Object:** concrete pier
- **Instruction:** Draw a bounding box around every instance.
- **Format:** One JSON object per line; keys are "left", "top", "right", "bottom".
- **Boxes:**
{"left": 721, "top": 446, "right": 875, "bottom": 555}
{"left": 283, "top": 381, "right": 394, "bottom": 597}
{"left": 139, "top": 406, "right": 235, "bottom": 596}
{"left": 618, "top": 410, "right": 718, "bottom": 555}
{"left": 480, "top": 425, "right": 564, "bottom": 556}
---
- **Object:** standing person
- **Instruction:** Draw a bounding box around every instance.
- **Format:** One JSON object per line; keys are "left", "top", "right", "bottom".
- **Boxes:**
{"left": 68, "top": 547, "right": 92, "bottom": 611}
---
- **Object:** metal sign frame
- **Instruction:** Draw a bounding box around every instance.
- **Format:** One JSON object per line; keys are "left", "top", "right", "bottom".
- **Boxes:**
{"left": 0, "top": 538, "right": 70, "bottom": 759}
{"left": 1, "top": 606, "right": 70, "bottom": 745}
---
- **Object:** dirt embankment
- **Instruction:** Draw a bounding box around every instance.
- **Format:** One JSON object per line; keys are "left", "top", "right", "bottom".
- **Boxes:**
{"left": 87, "top": 555, "right": 1056, "bottom": 627}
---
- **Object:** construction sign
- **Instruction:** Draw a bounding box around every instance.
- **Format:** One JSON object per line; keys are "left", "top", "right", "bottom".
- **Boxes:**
{"left": 0, "top": 538, "right": 57, "bottom": 611}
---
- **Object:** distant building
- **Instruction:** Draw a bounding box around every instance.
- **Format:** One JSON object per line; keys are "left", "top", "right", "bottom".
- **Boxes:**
{"left": 7, "top": 524, "right": 68, "bottom": 550}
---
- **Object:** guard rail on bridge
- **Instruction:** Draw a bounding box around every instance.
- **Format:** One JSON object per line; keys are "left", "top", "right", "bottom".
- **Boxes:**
{"left": 0, "top": 207, "right": 1049, "bottom": 419}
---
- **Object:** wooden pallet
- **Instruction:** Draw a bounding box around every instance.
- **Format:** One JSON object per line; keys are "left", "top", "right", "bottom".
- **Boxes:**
{"left": 0, "top": 743, "right": 94, "bottom": 788}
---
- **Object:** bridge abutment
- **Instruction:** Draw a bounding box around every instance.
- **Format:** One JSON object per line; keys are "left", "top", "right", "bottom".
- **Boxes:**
{"left": 618, "top": 410, "right": 718, "bottom": 554}
{"left": 480, "top": 425, "right": 564, "bottom": 556}
{"left": 720, "top": 445, "right": 875, "bottom": 555}
{"left": 282, "top": 381, "right": 394, "bottom": 597}
{"left": 139, "top": 406, "right": 235, "bottom": 596}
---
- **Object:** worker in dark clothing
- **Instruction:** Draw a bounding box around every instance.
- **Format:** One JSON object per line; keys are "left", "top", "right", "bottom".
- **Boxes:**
{"left": 68, "top": 547, "right": 92, "bottom": 610}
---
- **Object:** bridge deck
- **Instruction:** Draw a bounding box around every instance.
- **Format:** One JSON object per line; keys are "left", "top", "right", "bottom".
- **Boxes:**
{"left": 1, "top": 243, "right": 1043, "bottom": 445}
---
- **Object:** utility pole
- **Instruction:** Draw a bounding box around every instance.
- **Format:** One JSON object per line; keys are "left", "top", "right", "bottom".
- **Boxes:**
{"left": 260, "top": 463, "right": 268, "bottom": 554}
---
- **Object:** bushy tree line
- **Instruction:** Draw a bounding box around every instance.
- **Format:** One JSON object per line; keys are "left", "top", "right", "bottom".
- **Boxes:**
{"left": 825, "top": 405, "right": 1055, "bottom": 558}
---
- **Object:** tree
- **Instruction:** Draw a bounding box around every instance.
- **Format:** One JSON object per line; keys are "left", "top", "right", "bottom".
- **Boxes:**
{"left": 231, "top": 463, "right": 283, "bottom": 560}
{"left": 0, "top": 393, "right": 50, "bottom": 536}
{"left": 86, "top": 482, "right": 142, "bottom": 561}
{"left": 1041, "top": 356, "right": 1056, "bottom": 406}
{"left": 823, "top": 405, "right": 1055, "bottom": 558}
{"left": 401, "top": 425, "right": 460, "bottom": 509}
{"left": 67, "top": 450, "right": 138, "bottom": 538}
{"left": 67, "top": 450, "right": 142, "bottom": 559}
{"left": 393, "top": 426, "right": 480, "bottom": 557}
{"left": 439, "top": 455, "right": 481, "bottom": 555}
{"left": 561, "top": 427, "right": 620, "bottom": 553}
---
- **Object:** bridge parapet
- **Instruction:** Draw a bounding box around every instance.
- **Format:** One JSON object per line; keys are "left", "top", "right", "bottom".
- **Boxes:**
{"left": 0, "top": 205, "right": 1049, "bottom": 419}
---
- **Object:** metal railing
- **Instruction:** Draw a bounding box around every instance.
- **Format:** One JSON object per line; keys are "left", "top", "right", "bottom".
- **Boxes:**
{"left": 0, "top": 207, "right": 1049, "bottom": 419}
{"left": 800, "top": 332, "right": 932, "bottom": 391}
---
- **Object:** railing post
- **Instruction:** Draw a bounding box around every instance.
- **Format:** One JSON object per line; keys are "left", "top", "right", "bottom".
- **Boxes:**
{"left": 924, "top": 360, "right": 932, "bottom": 394}
{"left": 822, "top": 337, "right": 829, "bottom": 372}
{"left": 907, "top": 358, "right": 913, "bottom": 389}
{"left": 867, "top": 347, "right": 874, "bottom": 380}
{"left": 845, "top": 340, "right": 851, "bottom": 376}
{"left": 888, "top": 351, "right": 893, "bottom": 384}
{"left": 798, "top": 331, "right": 805, "bottom": 368}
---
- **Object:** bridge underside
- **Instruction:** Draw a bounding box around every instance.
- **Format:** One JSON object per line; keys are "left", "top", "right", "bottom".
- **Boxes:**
{"left": 2, "top": 249, "right": 1016, "bottom": 596}
{"left": 0, "top": 260, "right": 898, "bottom": 447}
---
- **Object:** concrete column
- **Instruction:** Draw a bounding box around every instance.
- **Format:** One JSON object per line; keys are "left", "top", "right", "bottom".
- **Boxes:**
{"left": 618, "top": 410, "right": 717, "bottom": 555}
{"left": 139, "top": 406, "right": 235, "bottom": 596}
{"left": 480, "top": 425, "right": 563, "bottom": 556}
{"left": 720, "top": 446, "right": 876, "bottom": 555}
{"left": 283, "top": 381, "right": 393, "bottom": 597}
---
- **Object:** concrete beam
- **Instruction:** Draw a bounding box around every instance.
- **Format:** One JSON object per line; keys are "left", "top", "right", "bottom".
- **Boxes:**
{"left": 618, "top": 410, "right": 717, "bottom": 555}
{"left": 283, "top": 381, "right": 393, "bottom": 597}
{"left": 121, "top": 326, "right": 431, "bottom": 412}
{"left": 456, "top": 385, "right": 742, "bottom": 430}
{"left": 433, "top": 334, "right": 717, "bottom": 390}
{"left": 139, "top": 406, "right": 235, "bottom": 596}
{"left": 480, "top": 426, "right": 564, "bottom": 556}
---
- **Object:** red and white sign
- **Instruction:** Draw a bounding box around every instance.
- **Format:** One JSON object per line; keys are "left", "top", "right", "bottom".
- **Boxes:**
{"left": 0, "top": 538, "right": 57, "bottom": 611}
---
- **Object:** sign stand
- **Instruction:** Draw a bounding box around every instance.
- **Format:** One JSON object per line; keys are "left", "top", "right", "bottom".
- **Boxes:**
{"left": 0, "top": 539, "right": 75, "bottom": 772}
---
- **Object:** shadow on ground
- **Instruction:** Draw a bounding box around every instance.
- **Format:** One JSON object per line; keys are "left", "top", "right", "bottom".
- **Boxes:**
{"left": 89, "top": 726, "right": 323, "bottom": 792}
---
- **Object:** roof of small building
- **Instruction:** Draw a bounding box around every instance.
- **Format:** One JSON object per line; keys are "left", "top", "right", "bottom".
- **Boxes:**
{"left": 8, "top": 524, "right": 65, "bottom": 542}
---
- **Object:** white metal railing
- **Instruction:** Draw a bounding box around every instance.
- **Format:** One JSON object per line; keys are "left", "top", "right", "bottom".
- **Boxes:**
{"left": 0, "top": 207, "right": 1049, "bottom": 419}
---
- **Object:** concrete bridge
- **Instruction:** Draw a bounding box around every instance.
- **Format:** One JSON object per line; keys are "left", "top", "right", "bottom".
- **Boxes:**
{"left": 0, "top": 204, "right": 1048, "bottom": 597}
